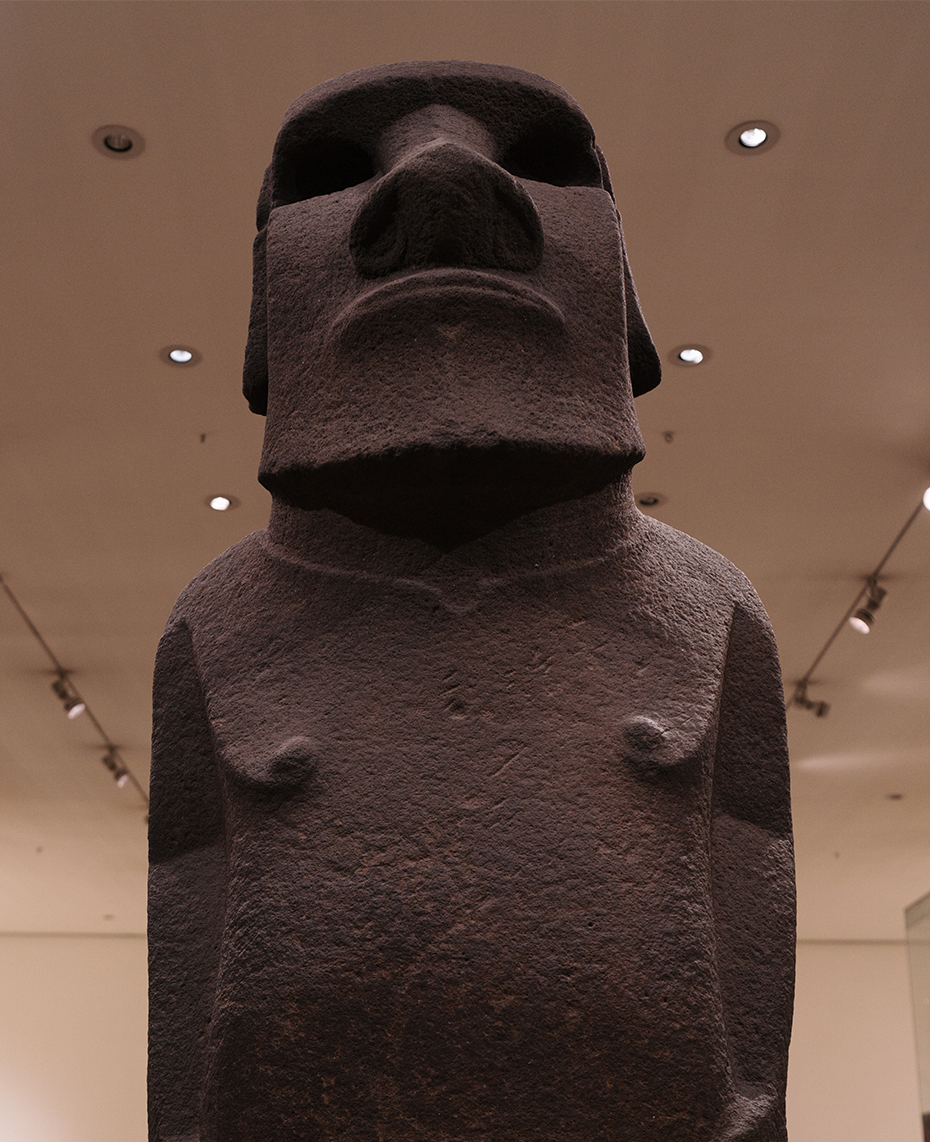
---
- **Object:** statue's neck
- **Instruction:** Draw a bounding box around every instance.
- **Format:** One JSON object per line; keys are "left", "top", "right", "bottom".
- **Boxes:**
{"left": 265, "top": 476, "right": 641, "bottom": 590}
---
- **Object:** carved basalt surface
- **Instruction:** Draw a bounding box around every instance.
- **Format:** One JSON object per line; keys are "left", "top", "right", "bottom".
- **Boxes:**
{"left": 149, "top": 61, "right": 794, "bottom": 1142}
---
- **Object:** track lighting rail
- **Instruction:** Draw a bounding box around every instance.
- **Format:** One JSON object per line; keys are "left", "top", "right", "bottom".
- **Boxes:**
{"left": 0, "top": 572, "right": 148, "bottom": 807}
{"left": 790, "top": 496, "right": 927, "bottom": 717}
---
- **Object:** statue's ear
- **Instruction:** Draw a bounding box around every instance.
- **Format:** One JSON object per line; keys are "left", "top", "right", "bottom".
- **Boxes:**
{"left": 618, "top": 219, "right": 661, "bottom": 398}
{"left": 242, "top": 167, "right": 274, "bottom": 416}
{"left": 595, "top": 145, "right": 661, "bottom": 398}
{"left": 594, "top": 143, "right": 614, "bottom": 199}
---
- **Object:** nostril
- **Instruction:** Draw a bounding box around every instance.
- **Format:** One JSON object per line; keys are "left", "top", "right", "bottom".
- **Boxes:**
{"left": 352, "top": 183, "right": 397, "bottom": 247}
{"left": 350, "top": 184, "right": 407, "bottom": 274}
{"left": 491, "top": 185, "right": 543, "bottom": 271}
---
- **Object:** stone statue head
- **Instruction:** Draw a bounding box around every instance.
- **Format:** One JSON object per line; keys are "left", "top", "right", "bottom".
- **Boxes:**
{"left": 243, "top": 61, "right": 660, "bottom": 540}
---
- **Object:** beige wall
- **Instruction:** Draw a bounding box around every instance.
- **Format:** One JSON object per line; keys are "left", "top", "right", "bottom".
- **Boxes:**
{"left": 0, "top": 935, "right": 921, "bottom": 1141}
{"left": 0, "top": 935, "right": 147, "bottom": 1142}
{"left": 788, "top": 941, "right": 922, "bottom": 1142}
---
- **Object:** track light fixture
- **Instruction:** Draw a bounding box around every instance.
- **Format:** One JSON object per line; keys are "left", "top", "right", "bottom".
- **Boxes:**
{"left": 51, "top": 673, "right": 86, "bottom": 719}
{"left": 102, "top": 746, "right": 130, "bottom": 788}
{"left": 848, "top": 611, "right": 872, "bottom": 634}
{"left": 0, "top": 573, "right": 148, "bottom": 808}
{"left": 792, "top": 681, "right": 829, "bottom": 718}
{"left": 790, "top": 491, "right": 926, "bottom": 720}
{"left": 848, "top": 580, "right": 887, "bottom": 634}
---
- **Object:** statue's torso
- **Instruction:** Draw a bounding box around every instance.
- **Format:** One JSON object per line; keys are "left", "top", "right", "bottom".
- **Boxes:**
{"left": 166, "top": 520, "right": 758, "bottom": 1141}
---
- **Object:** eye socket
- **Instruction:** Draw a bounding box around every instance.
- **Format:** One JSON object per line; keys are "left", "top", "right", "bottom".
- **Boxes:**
{"left": 499, "top": 124, "right": 602, "bottom": 188}
{"left": 278, "top": 137, "right": 377, "bottom": 202}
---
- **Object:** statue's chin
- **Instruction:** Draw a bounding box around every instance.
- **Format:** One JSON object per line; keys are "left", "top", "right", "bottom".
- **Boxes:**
{"left": 259, "top": 442, "right": 640, "bottom": 549}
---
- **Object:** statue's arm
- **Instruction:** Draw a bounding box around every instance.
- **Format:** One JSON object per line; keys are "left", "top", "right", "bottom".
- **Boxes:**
{"left": 148, "top": 617, "right": 226, "bottom": 1142}
{"left": 710, "top": 599, "right": 795, "bottom": 1142}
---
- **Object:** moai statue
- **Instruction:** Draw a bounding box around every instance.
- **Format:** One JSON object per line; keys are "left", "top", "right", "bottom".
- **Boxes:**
{"left": 149, "top": 61, "right": 794, "bottom": 1142}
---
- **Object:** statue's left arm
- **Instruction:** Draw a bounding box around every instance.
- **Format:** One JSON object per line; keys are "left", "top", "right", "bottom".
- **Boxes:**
{"left": 148, "top": 616, "right": 226, "bottom": 1142}
{"left": 710, "top": 596, "right": 795, "bottom": 1142}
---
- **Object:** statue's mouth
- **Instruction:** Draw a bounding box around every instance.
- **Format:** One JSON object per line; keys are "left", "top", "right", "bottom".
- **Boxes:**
{"left": 330, "top": 268, "right": 565, "bottom": 346}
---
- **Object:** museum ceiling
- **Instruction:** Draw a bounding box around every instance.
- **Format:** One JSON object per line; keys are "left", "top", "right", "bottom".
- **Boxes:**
{"left": 1, "top": 0, "right": 928, "bottom": 941}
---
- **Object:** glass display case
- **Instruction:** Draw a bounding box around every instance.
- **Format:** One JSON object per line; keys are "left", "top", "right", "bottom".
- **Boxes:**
{"left": 906, "top": 891, "right": 930, "bottom": 1142}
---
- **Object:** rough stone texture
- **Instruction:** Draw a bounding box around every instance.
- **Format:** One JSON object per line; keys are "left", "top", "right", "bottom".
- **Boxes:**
{"left": 149, "top": 61, "right": 794, "bottom": 1142}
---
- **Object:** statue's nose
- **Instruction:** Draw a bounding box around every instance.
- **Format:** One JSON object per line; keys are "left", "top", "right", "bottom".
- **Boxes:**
{"left": 350, "top": 141, "right": 544, "bottom": 277}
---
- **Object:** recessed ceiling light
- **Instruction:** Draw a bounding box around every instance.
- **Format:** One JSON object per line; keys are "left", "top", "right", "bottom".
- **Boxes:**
{"left": 923, "top": 486, "right": 930, "bottom": 511}
{"left": 92, "top": 124, "right": 145, "bottom": 159}
{"left": 636, "top": 492, "right": 666, "bottom": 509}
{"left": 160, "top": 345, "right": 202, "bottom": 366}
{"left": 739, "top": 127, "right": 767, "bottom": 148}
{"left": 725, "top": 121, "right": 780, "bottom": 155}
{"left": 208, "top": 495, "right": 238, "bottom": 512}
{"left": 671, "top": 345, "right": 710, "bottom": 366}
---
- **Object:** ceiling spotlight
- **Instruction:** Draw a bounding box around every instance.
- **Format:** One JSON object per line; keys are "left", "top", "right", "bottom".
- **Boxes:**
{"left": 923, "top": 486, "right": 930, "bottom": 511}
{"left": 160, "top": 345, "right": 202, "bottom": 366}
{"left": 208, "top": 495, "right": 238, "bottom": 512}
{"left": 102, "top": 747, "right": 130, "bottom": 787}
{"left": 848, "top": 581, "right": 887, "bottom": 634}
{"left": 51, "top": 674, "right": 85, "bottom": 718}
{"left": 739, "top": 127, "right": 767, "bottom": 148}
{"left": 636, "top": 492, "right": 666, "bottom": 509}
{"left": 671, "top": 345, "right": 710, "bottom": 367}
{"left": 725, "top": 121, "right": 780, "bottom": 155}
{"left": 92, "top": 125, "right": 145, "bottom": 159}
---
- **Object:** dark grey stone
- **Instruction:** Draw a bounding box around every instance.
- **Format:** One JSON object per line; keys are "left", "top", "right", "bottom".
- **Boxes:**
{"left": 149, "top": 61, "right": 794, "bottom": 1142}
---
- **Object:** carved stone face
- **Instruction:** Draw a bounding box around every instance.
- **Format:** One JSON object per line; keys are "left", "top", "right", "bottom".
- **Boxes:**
{"left": 244, "top": 62, "right": 660, "bottom": 540}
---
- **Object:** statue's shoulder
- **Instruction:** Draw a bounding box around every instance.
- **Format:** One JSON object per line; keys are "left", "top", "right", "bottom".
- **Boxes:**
{"left": 631, "top": 512, "right": 769, "bottom": 620}
{"left": 164, "top": 529, "right": 273, "bottom": 631}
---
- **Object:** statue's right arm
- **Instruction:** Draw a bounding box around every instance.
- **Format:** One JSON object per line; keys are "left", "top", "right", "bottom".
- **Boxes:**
{"left": 148, "top": 616, "right": 226, "bottom": 1142}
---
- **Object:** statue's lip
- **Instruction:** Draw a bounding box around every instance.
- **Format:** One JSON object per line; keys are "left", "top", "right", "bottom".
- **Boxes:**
{"left": 331, "top": 269, "right": 565, "bottom": 339}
